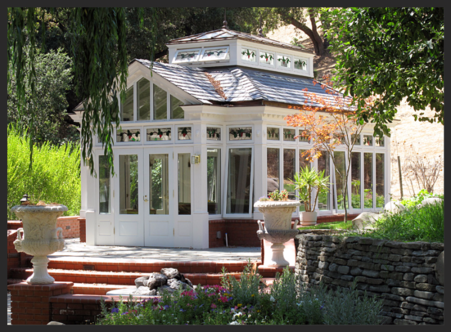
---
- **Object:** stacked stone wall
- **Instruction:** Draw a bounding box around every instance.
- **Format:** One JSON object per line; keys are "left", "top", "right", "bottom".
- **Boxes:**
{"left": 295, "top": 234, "right": 444, "bottom": 325}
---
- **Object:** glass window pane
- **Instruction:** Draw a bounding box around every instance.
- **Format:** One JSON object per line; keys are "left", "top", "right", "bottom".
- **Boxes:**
{"left": 267, "top": 148, "right": 279, "bottom": 195}
{"left": 170, "top": 95, "right": 184, "bottom": 119}
{"left": 299, "top": 149, "right": 310, "bottom": 212}
{"left": 153, "top": 84, "right": 167, "bottom": 120}
{"left": 117, "top": 128, "right": 141, "bottom": 142}
{"left": 298, "top": 128, "right": 309, "bottom": 142}
{"left": 376, "top": 153, "right": 385, "bottom": 208}
{"left": 241, "top": 48, "right": 257, "bottom": 62}
{"left": 201, "top": 47, "right": 228, "bottom": 61}
{"left": 207, "top": 149, "right": 221, "bottom": 214}
{"left": 259, "top": 51, "right": 275, "bottom": 65}
{"left": 267, "top": 127, "right": 280, "bottom": 140}
{"left": 334, "top": 151, "right": 348, "bottom": 210}
{"left": 177, "top": 127, "right": 192, "bottom": 140}
{"left": 146, "top": 127, "right": 171, "bottom": 141}
{"left": 294, "top": 58, "right": 307, "bottom": 70}
{"left": 364, "top": 153, "right": 373, "bottom": 208}
{"left": 229, "top": 127, "right": 252, "bottom": 140}
{"left": 351, "top": 152, "right": 361, "bottom": 209}
{"left": 119, "top": 155, "right": 138, "bottom": 214}
{"left": 317, "top": 151, "right": 330, "bottom": 210}
{"left": 375, "top": 136, "right": 384, "bottom": 147}
{"left": 352, "top": 134, "right": 360, "bottom": 145}
{"left": 283, "top": 149, "right": 296, "bottom": 200}
{"left": 99, "top": 155, "right": 111, "bottom": 214}
{"left": 277, "top": 55, "right": 291, "bottom": 68}
{"left": 363, "top": 135, "right": 373, "bottom": 146}
{"left": 207, "top": 127, "right": 221, "bottom": 140}
{"left": 149, "top": 154, "right": 169, "bottom": 215}
{"left": 283, "top": 128, "right": 295, "bottom": 141}
{"left": 138, "top": 78, "right": 150, "bottom": 121}
{"left": 121, "top": 86, "right": 134, "bottom": 121}
{"left": 227, "top": 148, "right": 252, "bottom": 214}
{"left": 178, "top": 153, "right": 191, "bottom": 215}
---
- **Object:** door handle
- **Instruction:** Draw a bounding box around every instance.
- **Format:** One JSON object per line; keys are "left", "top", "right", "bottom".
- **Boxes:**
{"left": 143, "top": 195, "right": 148, "bottom": 202}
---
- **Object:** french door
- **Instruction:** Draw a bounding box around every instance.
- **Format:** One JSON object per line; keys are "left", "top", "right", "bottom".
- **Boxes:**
{"left": 113, "top": 147, "right": 193, "bottom": 247}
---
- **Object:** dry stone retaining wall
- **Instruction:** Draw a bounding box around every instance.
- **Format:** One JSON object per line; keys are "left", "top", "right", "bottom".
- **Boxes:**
{"left": 295, "top": 234, "right": 444, "bottom": 325}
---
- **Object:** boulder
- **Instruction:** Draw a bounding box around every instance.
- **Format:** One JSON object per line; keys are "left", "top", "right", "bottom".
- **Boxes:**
{"left": 147, "top": 273, "right": 168, "bottom": 290}
{"left": 167, "top": 278, "right": 192, "bottom": 290}
{"left": 48, "top": 321, "right": 65, "bottom": 325}
{"left": 161, "top": 268, "right": 180, "bottom": 279}
{"left": 135, "top": 276, "right": 150, "bottom": 288}
{"left": 383, "top": 201, "right": 406, "bottom": 214}
{"left": 133, "top": 286, "right": 157, "bottom": 296}
{"left": 417, "top": 197, "right": 443, "bottom": 209}
{"left": 352, "top": 212, "right": 381, "bottom": 230}
{"left": 157, "top": 285, "right": 177, "bottom": 296}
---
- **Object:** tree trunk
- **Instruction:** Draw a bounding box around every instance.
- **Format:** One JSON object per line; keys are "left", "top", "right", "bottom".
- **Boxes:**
{"left": 288, "top": 16, "right": 325, "bottom": 56}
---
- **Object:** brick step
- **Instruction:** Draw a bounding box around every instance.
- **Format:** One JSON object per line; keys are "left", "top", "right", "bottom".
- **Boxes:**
{"left": 260, "top": 277, "right": 276, "bottom": 287}
{"left": 47, "top": 258, "right": 256, "bottom": 274}
{"left": 9, "top": 268, "right": 243, "bottom": 286}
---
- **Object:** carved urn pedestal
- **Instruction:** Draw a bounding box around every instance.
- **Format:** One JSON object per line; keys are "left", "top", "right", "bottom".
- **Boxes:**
{"left": 11, "top": 205, "right": 67, "bottom": 284}
{"left": 254, "top": 200, "right": 300, "bottom": 267}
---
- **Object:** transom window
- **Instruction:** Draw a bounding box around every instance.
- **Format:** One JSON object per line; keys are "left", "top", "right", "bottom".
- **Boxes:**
{"left": 120, "top": 78, "right": 185, "bottom": 122}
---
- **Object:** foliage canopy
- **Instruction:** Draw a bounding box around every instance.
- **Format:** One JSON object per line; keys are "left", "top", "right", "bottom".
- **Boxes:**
{"left": 322, "top": 7, "right": 444, "bottom": 137}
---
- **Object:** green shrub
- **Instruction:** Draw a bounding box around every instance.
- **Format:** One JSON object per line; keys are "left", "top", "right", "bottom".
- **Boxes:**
{"left": 7, "top": 124, "right": 81, "bottom": 218}
{"left": 400, "top": 189, "right": 444, "bottom": 208}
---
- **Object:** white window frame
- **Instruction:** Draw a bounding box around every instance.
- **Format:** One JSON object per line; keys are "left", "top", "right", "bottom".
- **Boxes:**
{"left": 173, "top": 48, "right": 202, "bottom": 64}
{"left": 240, "top": 46, "right": 258, "bottom": 63}
{"left": 115, "top": 126, "right": 143, "bottom": 145}
{"left": 266, "top": 126, "right": 282, "bottom": 142}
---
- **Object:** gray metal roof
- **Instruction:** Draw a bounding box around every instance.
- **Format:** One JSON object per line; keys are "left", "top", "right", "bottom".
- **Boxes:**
{"left": 167, "top": 28, "right": 313, "bottom": 55}
{"left": 135, "top": 59, "right": 344, "bottom": 109}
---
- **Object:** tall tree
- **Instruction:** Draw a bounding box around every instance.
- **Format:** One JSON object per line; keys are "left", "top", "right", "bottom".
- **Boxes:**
{"left": 285, "top": 76, "right": 373, "bottom": 222}
{"left": 7, "top": 7, "right": 154, "bottom": 175}
{"left": 245, "top": 8, "right": 329, "bottom": 56}
{"left": 321, "top": 7, "right": 444, "bottom": 138}
{"left": 7, "top": 47, "right": 77, "bottom": 146}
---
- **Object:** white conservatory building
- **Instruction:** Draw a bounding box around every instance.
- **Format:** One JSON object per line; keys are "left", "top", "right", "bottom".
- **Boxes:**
{"left": 71, "top": 27, "right": 394, "bottom": 249}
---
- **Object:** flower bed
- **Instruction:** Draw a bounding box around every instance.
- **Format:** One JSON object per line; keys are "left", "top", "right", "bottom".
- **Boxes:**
{"left": 96, "top": 264, "right": 384, "bottom": 325}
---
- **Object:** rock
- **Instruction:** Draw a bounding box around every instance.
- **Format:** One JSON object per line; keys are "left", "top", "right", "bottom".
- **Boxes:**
{"left": 383, "top": 201, "right": 406, "bottom": 214}
{"left": 352, "top": 212, "right": 381, "bottom": 230}
{"left": 161, "top": 268, "right": 180, "bottom": 279}
{"left": 417, "top": 197, "right": 443, "bottom": 208}
{"left": 157, "top": 285, "right": 177, "bottom": 295}
{"left": 413, "top": 274, "right": 428, "bottom": 283}
{"left": 435, "top": 251, "right": 444, "bottom": 286}
{"left": 147, "top": 273, "right": 168, "bottom": 290}
{"left": 135, "top": 276, "right": 150, "bottom": 288}
{"left": 184, "top": 278, "right": 193, "bottom": 287}
{"left": 48, "top": 321, "right": 65, "bottom": 325}
{"left": 167, "top": 278, "right": 192, "bottom": 290}
{"left": 133, "top": 286, "right": 157, "bottom": 296}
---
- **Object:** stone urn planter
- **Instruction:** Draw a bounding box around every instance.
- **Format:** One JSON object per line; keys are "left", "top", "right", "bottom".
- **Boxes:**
{"left": 254, "top": 200, "right": 300, "bottom": 266}
{"left": 11, "top": 204, "right": 68, "bottom": 284}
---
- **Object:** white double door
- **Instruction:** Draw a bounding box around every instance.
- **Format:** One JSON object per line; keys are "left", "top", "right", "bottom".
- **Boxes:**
{"left": 113, "top": 147, "right": 193, "bottom": 247}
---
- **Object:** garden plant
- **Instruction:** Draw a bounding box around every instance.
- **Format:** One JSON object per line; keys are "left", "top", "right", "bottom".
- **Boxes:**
{"left": 97, "top": 264, "right": 384, "bottom": 325}
{"left": 7, "top": 123, "right": 81, "bottom": 219}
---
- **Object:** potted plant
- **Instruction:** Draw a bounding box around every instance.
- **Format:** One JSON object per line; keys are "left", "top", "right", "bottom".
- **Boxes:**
{"left": 293, "top": 166, "right": 331, "bottom": 226}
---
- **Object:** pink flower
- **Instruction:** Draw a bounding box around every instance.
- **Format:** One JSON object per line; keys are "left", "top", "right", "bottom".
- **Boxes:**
{"left": 211, "top": 303, "right": 217, "bottom": 309}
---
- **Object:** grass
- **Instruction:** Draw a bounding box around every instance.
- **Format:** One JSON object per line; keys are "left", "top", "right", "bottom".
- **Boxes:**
{"left": 298, "top": 221, "right": 354, "bottom": 231}
{"left": 345, "top": 200, "right": 444, "bottom": 243}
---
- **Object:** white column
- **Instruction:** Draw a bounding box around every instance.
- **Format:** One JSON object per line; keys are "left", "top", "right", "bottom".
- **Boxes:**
{"left": 192, "top": 122, "right": 209, "bottom": 248}
{"left": 253, "top": 122, "right": 264, "bottom": 220}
